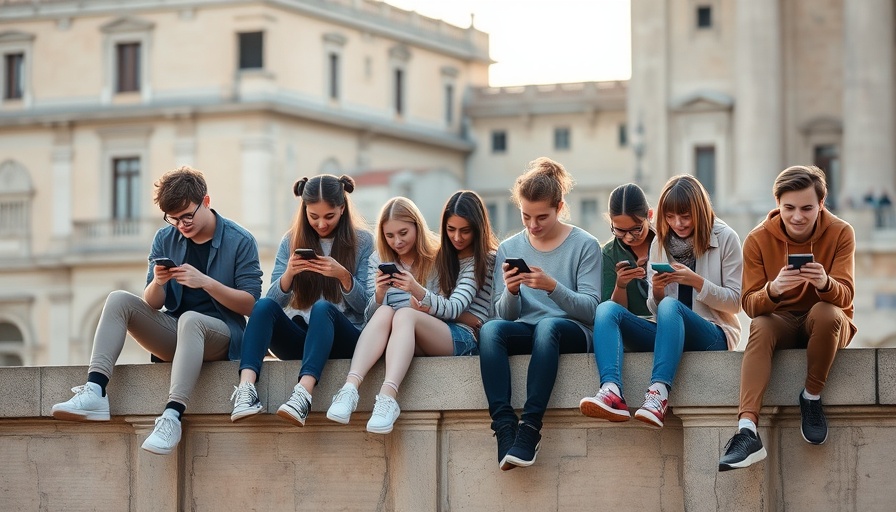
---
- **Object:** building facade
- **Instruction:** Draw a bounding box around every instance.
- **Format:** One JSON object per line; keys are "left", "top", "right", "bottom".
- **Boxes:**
{"left": 0, "top": 0, "right": 490, "bottom": 365}
{"left": 629, "top": 0, "right": 896, "bottom": 347}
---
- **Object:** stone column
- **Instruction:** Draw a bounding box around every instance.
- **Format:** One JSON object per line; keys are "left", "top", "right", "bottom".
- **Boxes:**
{"left": 675, "top": 407, "right": 772, "bottom": 512}
{"left": 842, "top": 0, "right": 896, "bottom": 199}
{"left": 127, "top": 417, "right": 180, "bottom": 512}
{"left": 48, "top": 292, "right": 71, "bottom": 365}
{"left": 734, "top": 0, "right": 783, "bottom": 209}
{"left": 386, "top": 411, "right": 439, "bottom": 511}
{"left": 240, "top": 129, "right": 274, "bottom": 244}
{"left": 51, "top": 125, "right": 73, "bottom": 241}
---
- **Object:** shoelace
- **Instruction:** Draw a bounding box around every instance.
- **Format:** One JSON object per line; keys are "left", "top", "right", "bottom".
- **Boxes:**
{"left": 723, "top": 431, "right": 753, "bottom": 455}
{"left": 516, "top": 423, "right": 540, "bottom": 446}
{"left": 333, "top": 387, "right": 357, "bottom": 408}
{"left": 290, "top": 389, "right": 310, "bottom": 415}
{"left": 642, "top": 391, "right": 665, "bottom": 411}
{"left": 71, "top": 385, "right": 89, "bottom": 395}
{"left": 230, "top": 384, "right": 256, "bottom": 406}
{"left": 153, "top": 416, "right": 177, "bottom": 440}
{"left": 371, "top": 396, "right": 397, "bottom": 418}
{"left": 805, "top": 399, "right": 825, "bottom": 425}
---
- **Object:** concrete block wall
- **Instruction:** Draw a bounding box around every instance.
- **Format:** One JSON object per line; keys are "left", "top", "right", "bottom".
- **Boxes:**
{"left": 0, "top": 349, "right": 893, "bottom": 511}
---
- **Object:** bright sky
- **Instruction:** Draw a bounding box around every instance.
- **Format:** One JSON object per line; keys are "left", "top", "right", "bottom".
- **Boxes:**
{"left": 386, "top": 0, "right": 631, "bottom": 87}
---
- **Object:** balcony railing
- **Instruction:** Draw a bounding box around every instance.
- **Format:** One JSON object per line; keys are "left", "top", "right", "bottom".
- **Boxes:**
{"left": 71, "top": 217, "right": 160, "bottom": 253}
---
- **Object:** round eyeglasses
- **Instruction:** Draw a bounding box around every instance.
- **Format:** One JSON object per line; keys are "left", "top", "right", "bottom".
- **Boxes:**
{"left": 164, "top": 203, "right": 202, "bottom": 227}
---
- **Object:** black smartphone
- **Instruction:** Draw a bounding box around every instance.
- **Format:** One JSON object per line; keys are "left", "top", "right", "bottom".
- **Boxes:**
{"left": 152, "top": 257, "right": 177, "bottom": 268}
{"left": 505, "top": 257, "right": 532, "bottom": 274}
{"left": 294, "top": 248, "right": 318, "bottom": 260}
{"left": 616, "top": 259, "right": 635, "bottom": 269}
{"left": 378, "top": 262, "right": 401, "bottom": 276}
{"left": 788, "top": 253, "right": 814, "bottom": 270}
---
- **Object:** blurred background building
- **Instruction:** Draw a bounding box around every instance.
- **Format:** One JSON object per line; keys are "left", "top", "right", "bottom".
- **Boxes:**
{"left": 0, "top": 0, "right": 894, "bottom": 367}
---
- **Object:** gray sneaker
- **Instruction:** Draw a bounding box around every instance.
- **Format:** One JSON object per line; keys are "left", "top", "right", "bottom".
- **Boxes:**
{"left": 277, "top": 383, "right": 312, "bottom": 427}
{"left": 230, "top": 382, "right": 264, "bottom": 422}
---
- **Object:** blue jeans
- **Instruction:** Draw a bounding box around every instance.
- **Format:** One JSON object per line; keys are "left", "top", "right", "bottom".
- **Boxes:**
{"left": 650, "top": 297, "right": 727, "bottom": 388}
{"left": 238, "top": 298, "right": 360, "bottom": 382}
{"left": 478, "top": 318, "right": 587, "bottom": 430}
{"left": 592, "top": 301, "right": 658, "bottom": 395}
{"left": 447, "top": 322, "right": 479, "bottom": 356}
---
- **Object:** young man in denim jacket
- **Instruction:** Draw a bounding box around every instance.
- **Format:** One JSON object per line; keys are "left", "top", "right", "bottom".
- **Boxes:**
{"left": 52, "top": 166, "right": 262, "bottom": 455}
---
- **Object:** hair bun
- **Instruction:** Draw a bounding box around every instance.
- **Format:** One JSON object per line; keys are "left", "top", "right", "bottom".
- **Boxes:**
{"left": 338, "top": 174, "right": 356, "bottom": 194}
{"left": 293, "top": 177, "right": 309, "bottom": 197}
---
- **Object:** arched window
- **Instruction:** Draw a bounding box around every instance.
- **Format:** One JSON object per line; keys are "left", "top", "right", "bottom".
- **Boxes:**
{"left": 0, "top": 321, "right": 24, "bottom": 366}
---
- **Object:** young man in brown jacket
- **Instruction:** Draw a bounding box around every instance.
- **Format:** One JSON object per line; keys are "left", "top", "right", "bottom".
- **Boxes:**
{"left": 719, "top": 165, "right": 856, "bottom": 471}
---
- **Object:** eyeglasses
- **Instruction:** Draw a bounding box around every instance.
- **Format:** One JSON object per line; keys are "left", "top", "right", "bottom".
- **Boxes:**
{"left": 610, "top": 223, "right": 645, "bottom": 238}
{"left": 164, "top": 203, "right": 202, "bottom": 227}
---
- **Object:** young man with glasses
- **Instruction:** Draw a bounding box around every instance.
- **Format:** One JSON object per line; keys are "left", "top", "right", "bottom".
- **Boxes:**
{"left": 52, "top": 166, "right": 262, "bottom": 455}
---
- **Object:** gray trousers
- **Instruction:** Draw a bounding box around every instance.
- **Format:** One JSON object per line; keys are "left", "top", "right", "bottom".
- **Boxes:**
{"left": 89, "top": 290, "right": 231, "bottom": 406}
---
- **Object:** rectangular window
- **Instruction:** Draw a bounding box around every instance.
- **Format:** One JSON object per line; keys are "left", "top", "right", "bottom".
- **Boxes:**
{"left": 694, "top": 145, "right": 716, "bottom": 199}
{"left": 113, "top": 157, "right": 140, "bottom": 220}
{"left": 491, "top": 130, "right": 507, "bottom": 153}
{"left": 3, "top": 53, "right": 23, "bottom": 100}
{"left": 394, "top": 68, "right": 404, "bottom": 115}
{"left": 581, "top": 198, "right": 599, "bottom": 233}
{"left": 238, "top": 31, "right": 264, "bottom": 70}
{"left": 445, "top": 83, "right": 454, "bottom": 125}
{"left": 115, "top": 43, "right": 140, "bottom": 93}
{"left": 554, "top": 127, "right": 571, "bottom": 150}
{"left": 328, "top": 52, "right": 339, "bottom": 100}
{"left": 618, "top": 123, "right": 628, "bottom": 147}
{"left": 697, "top": 6, "right": 712, "bottom": 28}
{"left": 814, "top": 144, "right": 840, "bottom": 210}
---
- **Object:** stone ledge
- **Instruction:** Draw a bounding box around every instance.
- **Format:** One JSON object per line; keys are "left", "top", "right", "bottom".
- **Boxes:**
{"left": 9, "top": 347, "right": 885, "bottom": 418}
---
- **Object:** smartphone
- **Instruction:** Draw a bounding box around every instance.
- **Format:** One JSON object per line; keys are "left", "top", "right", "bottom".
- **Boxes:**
{"left": 152, "top": 257, "right": 177, "bottom": 268}
{"left": 616, "top": 259, "right": 635, "bottom": 269}
{"left": 504, "top": 257, "right": 532, "bottom": 274}
{"left": 788, "top": 253, "right": 814, "bottom": 270}
{"left": 294, "top": 248, "right": 318, "bottom": 260}
{"left": 650, "top": 262, "right": 676, "bottom": 274}
{"left": 378, "top": 262, "right": 401, "bottom": 276}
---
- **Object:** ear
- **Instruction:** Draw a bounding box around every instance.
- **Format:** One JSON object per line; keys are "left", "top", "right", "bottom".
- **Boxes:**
{"left": 647, "top": 208, "right": 654, "bottom": 221}
{"left": 203, "top": 195, "right": 210, "bottom": 207}
{"left": 556, "top": 199, "right": 565, "bottom": 214}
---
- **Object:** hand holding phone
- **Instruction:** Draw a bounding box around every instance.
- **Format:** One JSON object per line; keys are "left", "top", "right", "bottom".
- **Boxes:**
{"left": 504, "top": 258, "right": 532, "bottom": 274}
{"left": 294, "top": 248, "right": 318, "bottom": 260}
{"left": 152, "top": 257, "right": 178, "bottom": 269}
{"left": 650, "top": 262, "right": 676, "bottom": 274}
{"left": 787, "top": 253, "right": 814, "bottom": 270}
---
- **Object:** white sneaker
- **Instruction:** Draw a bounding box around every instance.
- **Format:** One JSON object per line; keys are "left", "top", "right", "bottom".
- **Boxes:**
{"left": 326, "top": 383, "right": 359, "bottom": 424}
{"left": 141, "top": 409, "right": 182, "bottom": 455}
{"left": 230, "top": 382, "right": 264, "bottom": 422}
{"left": 51, "top": 383, "right": 110, "bottom": 422}
{"left": 277, "top": 383, "right": 312, "bottom": 427}
{"left": 366, "top": 394, "right": 400, "bottom": 434}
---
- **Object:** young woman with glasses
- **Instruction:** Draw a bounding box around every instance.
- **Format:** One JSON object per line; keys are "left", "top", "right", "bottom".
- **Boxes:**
{"left": 228, "top": 174, "right": 374, "bottom": 426}
{"left": 584, "top": 175, "right": 742, "bottom": 429}
{"left": 579, "top": 183, "right": 657, "bottom": 421}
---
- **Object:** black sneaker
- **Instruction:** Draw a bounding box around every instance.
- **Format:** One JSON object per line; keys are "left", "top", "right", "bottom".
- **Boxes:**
{"left": 492, "top": 421, "right": 518, "bottom": 470}
{"left": 502, "top": 422, "right": 542, "bottom": 470}
{"left": 799, "top": 393, "right": 828, "bottom": 445}
{"left": 718, "top": 428, "right": 767, "bottom": 471}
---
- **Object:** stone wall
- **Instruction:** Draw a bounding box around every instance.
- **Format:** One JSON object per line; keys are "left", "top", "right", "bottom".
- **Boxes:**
{"left": 1, "top": 349, "right": 893, "bottom": 511}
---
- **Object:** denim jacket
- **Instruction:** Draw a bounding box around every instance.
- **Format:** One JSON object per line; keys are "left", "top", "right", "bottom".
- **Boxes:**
{"left": 146, "top": 209, "right": 263, "bottom": 360}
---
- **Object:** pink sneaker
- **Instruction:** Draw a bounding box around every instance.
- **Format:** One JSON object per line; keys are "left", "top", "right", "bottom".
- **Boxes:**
{"left": 634, "top": 389, "right": 667, "bottom": 428}
{"left": 579, "top": 388, "right": 631, "bottom": 422}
